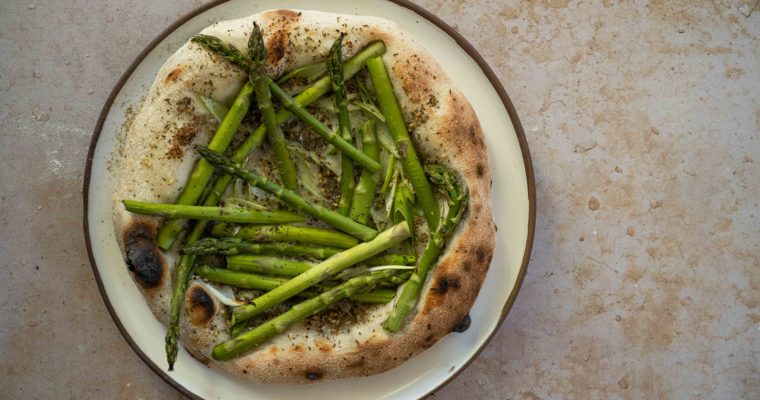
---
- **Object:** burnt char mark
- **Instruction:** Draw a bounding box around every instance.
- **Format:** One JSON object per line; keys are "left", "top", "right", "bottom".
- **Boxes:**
{"left": 476, "top": 247, "right": 487, "bottom": 263}
{"left": 305, "top": 371, "right": 322, "bottom": 381}
{"left": 123, "top": 221, "right": 165, "bottom": 289}
{"left": 164, "top": 66, "right": 184, "bottom": 84}
{"left": 263, "top": 9, "right": 301, "bottom": 64}
{"left": 476, "top": 163, "right": 485, "bottom": 177}
{"left": 268, "top": 29, "right": 288, "bottom": 63}
{"left": 188, "top": 285, "right": 215, "bottom": 326}
{"left": 451, "top": 314, "right": 472, "bottom": 333}
{"left": 431, "top": 276, "right": 461, "bottom": 294}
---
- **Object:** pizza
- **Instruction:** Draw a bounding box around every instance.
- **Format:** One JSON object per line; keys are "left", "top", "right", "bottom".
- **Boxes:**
{"left": 112, "top": 9, "right": 495, "bottom": 383}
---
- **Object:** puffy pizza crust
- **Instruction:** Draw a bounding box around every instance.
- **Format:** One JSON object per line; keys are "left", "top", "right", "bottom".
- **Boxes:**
{"left": 112, "top": 9, "right": 495, "bottom": 383}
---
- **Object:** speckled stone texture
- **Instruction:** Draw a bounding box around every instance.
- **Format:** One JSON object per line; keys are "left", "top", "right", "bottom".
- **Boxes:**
{"left": 1, "top": 1, "right": 758, "bottom": 399}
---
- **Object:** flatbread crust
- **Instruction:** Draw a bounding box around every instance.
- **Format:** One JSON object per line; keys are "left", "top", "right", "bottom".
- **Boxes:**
{"left": 112, "top": 9, "right": 495, "bottom": 383}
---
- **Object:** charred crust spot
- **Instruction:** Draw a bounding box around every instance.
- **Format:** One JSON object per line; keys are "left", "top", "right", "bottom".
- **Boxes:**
{"left": 123, "top": 222, "right": 165, "bottom": 289}
{"left": 347, "top": 356, "right": 365, "bottom": 368}
{"left": 268, "top": 30, "right": 288, "bottom": 63}
{"left": 422, "top": 334, "right": 436, "bottom": 349}
{"left": 432, "top": 276, "right": 461, "bottom": 294}
{"left": 271, "top": 9, "right": 301, "bottom": 19}
{"left": 305, "top": 371, "right": 322, "bottom": 381}
{"left": 166, "top": 125, "right": 197, "bottom": 159}
{"left": 476, "top": 247, "right": 487, "bottom": 263}
{"left": 468, "top": 126, "right": 477, "bottom": 144}
{"left": 451, "top": 314, "right": 472, "bottom": 333}
{"left": 188, "top": 286, "right": 215, "bottom": 326}
{"left": 476, "top": 163, "right": 485, "bottom": 177}
{"left": 316, "top": 340, "right": 332, "bottom": 352}
{"left": 164, "top": 66, "right": 184, "bottom": 84}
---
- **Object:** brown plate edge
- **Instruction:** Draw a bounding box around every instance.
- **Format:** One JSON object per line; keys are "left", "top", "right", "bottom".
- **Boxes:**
{"left": 81, "top": 1, "right": 536, "bottom": 399}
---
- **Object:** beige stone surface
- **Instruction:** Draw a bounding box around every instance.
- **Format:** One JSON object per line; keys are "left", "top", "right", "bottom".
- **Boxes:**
{"left": 1, "top": 0, "right": 758, "bottom": 399}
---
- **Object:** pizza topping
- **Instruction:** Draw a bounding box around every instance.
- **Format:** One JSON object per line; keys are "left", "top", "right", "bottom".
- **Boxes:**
{"left": 122, "top": 23, "right": 469, "bottom": 369}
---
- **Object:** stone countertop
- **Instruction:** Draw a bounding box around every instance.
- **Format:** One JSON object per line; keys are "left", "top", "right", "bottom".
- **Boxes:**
{"left": 1, "top": 1, "right": 758, "bottom": 398}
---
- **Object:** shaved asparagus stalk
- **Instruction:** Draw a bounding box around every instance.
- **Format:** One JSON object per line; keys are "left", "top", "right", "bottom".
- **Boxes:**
{"left": 249, "top": 23, "right": 297, "bottom": 189}
{"left": 210, "top": 224, "right": 359, "bottom": 248}
{"left": 328, "top": 34, "right": 355, "bottom": 215}
{"left": 276, "top": 61, "right": 327, "bottom": 84}
{"left": 197, "top": 147, "right": 377, "bottom": 241}
{"left": 199, "top": 95, "right": 230, "bottom": 122}
{"left": 122, "top": 201, "right": 305, "bottom": 224}
{"left": 156, "top": 82, "right": 254, "bottom": 250}
{"left": 213, "top": 268, "right": 407, "bottom": 360}
{"left": 231, "top": 222, "right": 410, "bottom": 325}
{"left": 380, "top": 155, "right": 397, "bottom": 195}
{"left": 383, "top": 166, "right": 468, "bottom": 332}
{"left": 349, "top": 120, "right": 380, "bottom": 224}
{"left": 366, "top": 56, "right": 440, "bottom": 230}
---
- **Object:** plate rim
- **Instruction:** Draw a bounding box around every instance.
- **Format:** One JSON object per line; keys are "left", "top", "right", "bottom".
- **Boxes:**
{"left": 82, "top": 1, "right": 536, "bottom": 398}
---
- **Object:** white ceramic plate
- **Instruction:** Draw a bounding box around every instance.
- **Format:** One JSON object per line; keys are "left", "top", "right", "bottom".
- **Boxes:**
{"left": 84, "top": 1, "right": 535, "bottom": 398}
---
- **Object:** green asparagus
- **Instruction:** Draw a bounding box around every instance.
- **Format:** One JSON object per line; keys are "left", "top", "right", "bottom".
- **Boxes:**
{"left": 249, "top": 23, "right": 297, "bottom": 190}
{"left": 366, "top": 56, "right": 440, "bottom": 230}
{"left": 211, "top": 224, "right": 359, "bottom": 249}
{"left": 383, "top": 166, "right": 468, "bottom": 332}
{"left": 328, "top": 35, "right": 355, "bottom": 215}
{"left": 213, "top": 268, "right": 407, "bottom": 360}
{"left": 182, "top": 238, "right": 345, "bottom": 257}
{"left": 122, "top": 200, "right": 305, "bottom": 224}
{"left": 166, "top": 37, "right": 386, "bottom": 249}
{"left": 231, "top": 222, "right": 410, "bottom": 324}
{"left": 197, "top": 147, "right": 377, "bottom": 241}
{"left": 349, "top": 120, "right": 380, "bottom": 224}
{"left": 226, "top": 253, "right": 416, "bottom": 277}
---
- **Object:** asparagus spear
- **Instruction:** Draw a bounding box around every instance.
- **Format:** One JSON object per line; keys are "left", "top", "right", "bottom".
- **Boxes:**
{"left": 349, "top": 120, "right": 380, "bottom": 224}
{"left": 195, "top": 265, "right": 287, "bottom": 291}
{"left": 165, "top": 220, "right": 205, "bottom": 371}
{"left": 197, "top": 147, "right": 378, "bottom": 241}
{"left": 249, "top": 22, "right": 298, "bottom": 190}
{"left": 226, "top": 254, "right": 416, "bottom": 277}
{"left": 211, "top": 224, "right": 359, "bottom": 248}
{"left": 156, "top": 82, "right": 254, "bottom": 250}
{"left": 183, "top": 238, "right": 415, "bottom": 263}
{"left": 159, "top": 38, "right": 386, "bottom": 250}
{"left": 383, "top": 166, "right": 468, "bottom": 332}
{"left": 327, "top": 34, "right": 355, "bottom": 215}
{"left": 182, "top": 238, "right": 345, "bottom": 257}
{"left": 231, "top": 222, "right": 410, "bottom": 324}
{"left": 122, "top": 200, "right": 305, "bottom": 224}
{"left": 227, "top": 255, "right": 312, "bottom": 277}
{"left": 196, "top": 266, "right": 399, "bottom": 305}
{"left": 366, "top": 56, "right": 440, "bottom": 230}
{"left": 213, "top": 268, "right": 407, "bottom": 360}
